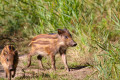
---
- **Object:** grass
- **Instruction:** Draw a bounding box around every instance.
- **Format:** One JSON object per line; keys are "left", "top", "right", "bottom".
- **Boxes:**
{"left": 94, "top": 42, "right": 120, "bottom": 80}
{"left": 0, "top": 0, "right": 120, "bottom": 80}
{"left": 0, "top": 78, "right": 5, "bottom": 80}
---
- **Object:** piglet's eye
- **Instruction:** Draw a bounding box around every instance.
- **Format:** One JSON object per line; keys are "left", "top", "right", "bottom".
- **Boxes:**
{"left": 65, "top": 36, "right": 68, "bottom": 39}
{"left": 6, "top": 58, "right": 9, "bottom": 61}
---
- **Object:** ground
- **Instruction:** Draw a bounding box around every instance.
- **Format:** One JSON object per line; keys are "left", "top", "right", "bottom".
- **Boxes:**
{"left": 0, "top": 53, "right": 95, "bottom": 80}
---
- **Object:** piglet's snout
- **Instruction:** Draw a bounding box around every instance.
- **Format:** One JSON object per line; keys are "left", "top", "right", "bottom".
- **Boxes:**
{"left": 73, "top": 42, "right": 77, "bottom": 46}
{"left": 9, "top": 66, "right": 14, "bottom": 71}
{"left": 71, "top": 41, "right": 77, "bottom": 47}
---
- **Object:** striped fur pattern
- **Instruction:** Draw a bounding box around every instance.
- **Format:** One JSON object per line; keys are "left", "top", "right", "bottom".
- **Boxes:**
{"left": 24, "top": 29, "right": 77, "bottom": 72}
{"left": 0, "top": 45, "right": 18, "bottom": 80}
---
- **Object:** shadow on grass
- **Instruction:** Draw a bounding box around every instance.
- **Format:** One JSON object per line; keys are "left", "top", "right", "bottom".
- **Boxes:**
{"left": 70, "top": 65, "right": 87, "bottom": 70}
{"left": 70, "top": 63, "right": 91, "bottom": 70}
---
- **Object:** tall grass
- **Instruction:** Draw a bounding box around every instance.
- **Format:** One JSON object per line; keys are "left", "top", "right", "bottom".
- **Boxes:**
{"left": 94, "top": 41, "right": 120, "bottom": 80}
{"left": 0, "top": 0, "right": 120, "bottom": 79}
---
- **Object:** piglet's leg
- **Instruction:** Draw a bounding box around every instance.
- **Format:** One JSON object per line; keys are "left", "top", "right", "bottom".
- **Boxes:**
{"left": 5, "top": 72, "right": 7, "bottom": 78}
{"left": 4, "top": 68, "right": 8, "bottom": 78}
{"left": 5, "top": 70, "right": 7, "bottom": 78}
{"left": 27, "top": 54, "right": 32, "bottom": 68}
{"left": 7, "top": 70, "right": 11, "bottom": 80}
{"left": 12, "top": 69, "right": 16, "bottom": 78}
{"left": 50, "top": 54, "right": 56, "bottom": 71}
{"left": 61, "top": 53, "right": 70, "bottom": 72}
{"left": 23, "top": 53, "right": 32, "bottom": 70}
{"left": 22, "top": 53, "right": 32, "bottom": 74}
{"left": 37, "top": 55, "right": 44, "bottom": 69}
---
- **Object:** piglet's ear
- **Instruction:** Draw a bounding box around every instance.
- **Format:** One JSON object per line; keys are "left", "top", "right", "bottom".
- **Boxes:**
{"left": 64, "top": 28, "right": 67, "bottom": 31}
{"left": 9, "top": 45, "right": 15, "bottom": 51}
{"left": 58, "top": 29, "right": 65, "bottom": 35}
{"left": 3, "top": 51, "right": 8, "bottom": 55}
{"left": 14, "top": 50, "right": 18, "bottom": 55}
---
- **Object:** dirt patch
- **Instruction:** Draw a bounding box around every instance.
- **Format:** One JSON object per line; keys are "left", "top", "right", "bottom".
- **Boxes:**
{"left": 0, "top": 54, "right": 95, "bottom": 80}
{"left": 69, "top": 67, "right": 93, "bottom": 79}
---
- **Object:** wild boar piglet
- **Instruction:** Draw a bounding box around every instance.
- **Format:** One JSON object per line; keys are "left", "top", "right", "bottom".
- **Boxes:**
{"left": 24, "top": 29, "right": 77, "bottom": 72}
{"left": 0, "top": 45, "right": 18, "bottom": 80}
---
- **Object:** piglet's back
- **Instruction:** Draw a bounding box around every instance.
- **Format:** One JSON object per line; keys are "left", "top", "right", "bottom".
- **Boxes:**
{"left": 29, "top": 34, "right": 58, "bottom": 46}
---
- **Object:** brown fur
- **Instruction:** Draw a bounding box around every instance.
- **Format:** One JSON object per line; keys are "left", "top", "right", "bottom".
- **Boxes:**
{"left": 0, "top": 45, "right": 18, "bottom": 80}
{"left": 24, "top": 29, "right": 77, "bottom": 72}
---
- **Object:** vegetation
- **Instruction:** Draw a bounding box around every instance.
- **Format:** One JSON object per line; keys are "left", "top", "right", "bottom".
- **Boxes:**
{"left": 0, "top": 0, "right": 120, "bottom": 80}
